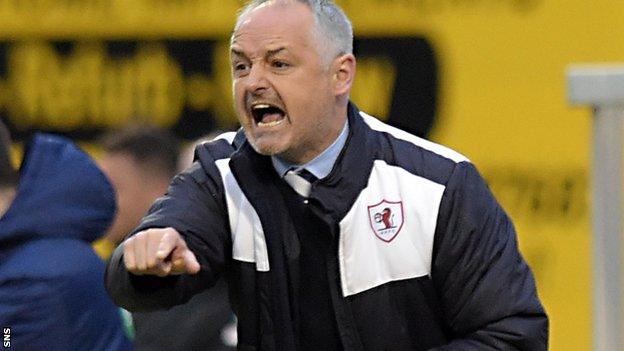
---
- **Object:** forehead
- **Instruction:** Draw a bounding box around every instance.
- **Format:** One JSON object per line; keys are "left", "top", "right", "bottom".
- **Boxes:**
{"left": 231, "top": 2, "right": 317, "bottom": 54}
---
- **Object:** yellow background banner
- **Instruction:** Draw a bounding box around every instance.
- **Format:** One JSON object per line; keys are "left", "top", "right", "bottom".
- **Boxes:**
{"left": 2, "top": 0, "right": 619, "bottom": 349}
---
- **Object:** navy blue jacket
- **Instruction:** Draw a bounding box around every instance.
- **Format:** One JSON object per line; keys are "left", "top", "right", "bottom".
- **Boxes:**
{"left": 107, "top": 104, "right": 548, "bottom": 350}
{"left": 0, "top": 134, "right": 132, "bottom": 351}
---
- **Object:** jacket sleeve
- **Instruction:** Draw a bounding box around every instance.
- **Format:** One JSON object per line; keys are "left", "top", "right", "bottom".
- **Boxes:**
{"left": 105, "top": 161, "right": 231, "bottom": 312}
{"left": 430, "top": 161, "right": 548, "bottom": 350}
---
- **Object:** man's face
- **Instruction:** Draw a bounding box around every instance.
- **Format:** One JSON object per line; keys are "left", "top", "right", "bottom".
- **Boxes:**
{"left": 99, "top": 153, "right": 168, "bottom": 244}
{"left": 231, "top": 1, "right": 342, "bottom": 164}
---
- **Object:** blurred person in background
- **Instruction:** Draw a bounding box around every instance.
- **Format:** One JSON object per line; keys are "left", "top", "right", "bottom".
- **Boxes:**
{"left": 98, "top": 126, "right": 234, "bottom": 351}
{"left": 94, "top": 126, "right": 181, "bottom": 259}
{"left": 0, "top": 121, "right": 132, "bottom": 350}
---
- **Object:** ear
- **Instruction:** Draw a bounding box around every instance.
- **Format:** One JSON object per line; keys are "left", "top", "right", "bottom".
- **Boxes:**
{"left": 332, "top": 53, "right": 356, "bottom": 97}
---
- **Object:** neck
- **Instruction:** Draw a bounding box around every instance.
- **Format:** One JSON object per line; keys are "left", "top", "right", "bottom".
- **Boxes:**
{"left": 0, "top": 187, "right": 16, "bottom": 217}
{"left": 280, "top": 105, "right": 348, "bottom": 165}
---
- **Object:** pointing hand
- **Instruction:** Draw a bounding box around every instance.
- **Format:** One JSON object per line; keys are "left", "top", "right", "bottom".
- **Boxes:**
{"left": 122, "top": 227, "right": 200, "bottom": 277}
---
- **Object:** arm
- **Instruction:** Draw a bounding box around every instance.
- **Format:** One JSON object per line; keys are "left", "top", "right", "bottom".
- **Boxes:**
{"left": 430, "top": 162, "right": 548, "bottom": 350}
{"left": 105, "top": 162, "right": 231, "bottom": 312}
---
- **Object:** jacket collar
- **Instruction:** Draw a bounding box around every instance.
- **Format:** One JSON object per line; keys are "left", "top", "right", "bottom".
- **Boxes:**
{"left": 230, "top": 102, "right": 375, "bottom": 222}
{"left": 311, "top": 102, "right": 376, "bottom": 221}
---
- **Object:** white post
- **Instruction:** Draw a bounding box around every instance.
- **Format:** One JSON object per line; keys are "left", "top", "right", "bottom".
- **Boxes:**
{"left": 568, "top": 65, "right": 624, "bottom": 351}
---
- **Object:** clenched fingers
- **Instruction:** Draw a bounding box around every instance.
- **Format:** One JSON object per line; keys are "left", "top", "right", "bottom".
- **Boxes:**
{"left": 122, "top": 227, "right": 199, "bottom": 276}
{"left": 156, "top": 228, "right": 180, "bottom": 260}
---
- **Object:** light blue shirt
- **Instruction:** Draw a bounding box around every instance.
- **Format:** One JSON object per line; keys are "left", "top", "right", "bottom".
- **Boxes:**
{"left": 272, "top": 119, "right": 349, "bottom": 180}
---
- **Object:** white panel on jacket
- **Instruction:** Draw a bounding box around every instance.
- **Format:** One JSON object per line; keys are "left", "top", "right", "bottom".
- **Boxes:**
{"left": 215, "top": 158, "right": 270, "bottom": 272}
{"left": 338, "top": 160, "right": 445, "bottom": 297}
{"left": 360, "top": 111, "right": 469, "bottom": 164}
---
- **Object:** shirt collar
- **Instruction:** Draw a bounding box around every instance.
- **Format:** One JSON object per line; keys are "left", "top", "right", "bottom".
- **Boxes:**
{"left": 272, "top": 119, "right": 349, "bottom": 179}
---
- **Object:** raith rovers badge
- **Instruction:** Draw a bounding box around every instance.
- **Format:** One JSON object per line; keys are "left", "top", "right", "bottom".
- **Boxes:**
{"left": 367, "top": 199, "right": 404, "bottom": 242}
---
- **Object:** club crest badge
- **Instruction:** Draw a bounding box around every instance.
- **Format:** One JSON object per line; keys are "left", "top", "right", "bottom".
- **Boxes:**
{"left": 367, "top": 199, "right": 404, "bottom": 242}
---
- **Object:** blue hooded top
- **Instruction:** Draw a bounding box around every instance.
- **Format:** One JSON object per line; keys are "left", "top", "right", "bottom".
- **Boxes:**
{"left": 0, "top": 134, "right": 132, "bottom": 351}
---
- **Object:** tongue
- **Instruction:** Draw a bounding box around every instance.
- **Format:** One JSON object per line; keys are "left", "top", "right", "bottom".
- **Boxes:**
{"left": 261, "top": 112, "right": 284, "bottom": 124}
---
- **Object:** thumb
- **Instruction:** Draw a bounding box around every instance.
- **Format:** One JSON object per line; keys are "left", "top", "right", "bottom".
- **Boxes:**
{"left": 183, "top": 250, "right": 201, "bottom": 274}
{"left": 170, "top": 246, "right": 200, "bottom": 275}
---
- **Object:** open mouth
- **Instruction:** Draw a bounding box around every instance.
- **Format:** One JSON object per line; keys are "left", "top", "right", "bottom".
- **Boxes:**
{"left": 251, "top": 103, "right": 287, "bottom": 128}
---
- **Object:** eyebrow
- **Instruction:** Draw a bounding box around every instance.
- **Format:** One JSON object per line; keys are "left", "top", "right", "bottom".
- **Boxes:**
{"left": 231, "top": 48, "right": 245, "bottom": 58}
{"left": 266, "top": 47, "right": 286, "bottom": 59}
{"left": 230, "top": 47, "right": 287, "bottom": 60}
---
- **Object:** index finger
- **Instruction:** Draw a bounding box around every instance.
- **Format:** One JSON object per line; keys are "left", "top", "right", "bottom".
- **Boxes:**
{"left": 156, "top": 229, "right": 179, "bottom": 259}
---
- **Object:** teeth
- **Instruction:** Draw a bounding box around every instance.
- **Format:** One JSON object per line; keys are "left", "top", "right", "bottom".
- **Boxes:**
{"left": 252, "top": 104, "right": 271, "bottom": 110}
{"left": 257, "top": 118, "right": 285, "bottom": 127}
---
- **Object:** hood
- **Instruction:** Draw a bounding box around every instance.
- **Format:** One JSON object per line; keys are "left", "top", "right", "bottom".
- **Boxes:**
{"left": 0, "top": 134, "right": 116, "bottom": 249}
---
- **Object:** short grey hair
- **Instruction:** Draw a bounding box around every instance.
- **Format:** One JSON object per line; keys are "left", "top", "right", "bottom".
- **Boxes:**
{"left": 234, "top": 0, "right": 353, "bottom": 65}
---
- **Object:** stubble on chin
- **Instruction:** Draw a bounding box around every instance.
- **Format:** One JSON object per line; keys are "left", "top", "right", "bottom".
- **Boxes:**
{"left": 250, "top": 140, "right": 277, "bottom": 156}
{"left": 243, "top": 128, "right": 280, "bottom": 156}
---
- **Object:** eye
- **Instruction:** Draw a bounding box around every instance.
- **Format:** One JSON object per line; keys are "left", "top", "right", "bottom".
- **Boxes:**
{"left": 233, "top": 62, "right": 250, "bottom": 73}
{"left": 272, "top": 60, "right": 290, "bottom": 69}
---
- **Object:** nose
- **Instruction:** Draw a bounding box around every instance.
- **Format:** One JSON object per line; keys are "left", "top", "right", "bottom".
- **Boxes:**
{"left": 247, "top": 64, "right": 269, "bottom": 94}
